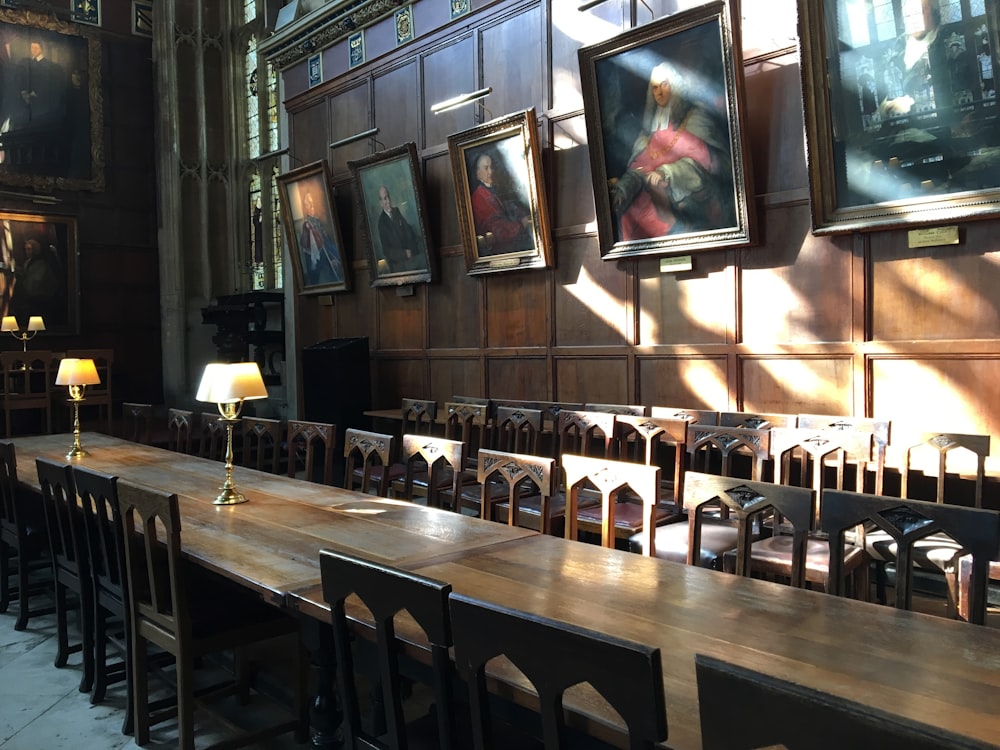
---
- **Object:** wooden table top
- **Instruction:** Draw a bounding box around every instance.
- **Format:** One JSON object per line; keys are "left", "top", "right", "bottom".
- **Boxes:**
{"left": 13, "top": 433, "right": 1000, "bottom": 749}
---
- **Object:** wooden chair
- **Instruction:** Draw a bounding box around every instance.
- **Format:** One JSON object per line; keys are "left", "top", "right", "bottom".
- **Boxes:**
{"left": 897, "top": 430, "right": 990, "bottom": 507}
{"left": 695, "top": 653, "right": 986, "bottom": 750}
{"left": 115, "top": 480, "right": 306, "bottom": 750}
{"left": 122, "top": 401, "right": 153, "bottom": 445}
{"left": 402, "top": 398, "right": 437, "bottom": 435}
{"left": 0, "top": 439, "right": 53, "bottom": 631}
{"left": 343, "top": 427, "right": 396, "bottom": 497}
{"left": 65, "top": 348, "right": 113, "bottom": 434}
{"left": 286, "top": 419, "right": 335, "bottom": 485}
{"left": 575, "top": 416, "right": 688, "bottom": 542}
{"left": 677, "top": 473, "right": 813, "bottom": 587}
{"left": 241, "top": 416, "right": 283, "bottom": 474}
{"left": 73, "top": 465, "right": 132, "bottom": 735}
{"left": 442, "top": 400, "right": 490, "bottom": 474}
{"left": 492, "top": 405, "right": 542, "bottom": 455}
{"left": 1, "top": 350, "right": 53, "bottom": 436}
{"left": 686, "top": 423, "right": 772, "bottom": 481}
{"left": 718, "top": 411, "right": 797, "bottom": 429}
{"left": 396, "top": 434, "right": 465, "bottom": 510}
{"left": 822, "top": 489, "right": 1000, "bottom": 625}
{"left": 450, "top": 592, "right": 667, "bottom": 750}
{"left": 797, "top": 414, "right": 891, "bottom": 495}
{"left": 36, "top": 457, "right": 94, "bottom": 693}
{"left": 167, "top": 408, "right": 195, "bottom": 453}
{"left": 477, "top": 449, "right": 559, "bottom": 534}
{"left": 562, "top": 453, "right": 661, "bottom": 552}
{"left": 748, "top": 427, "right": 874, "bottom": 594}
{"left": 555, "top": 409, "right": 617, "bottom": 461}
{"left": 198, "top": 410, "right": 227, "bottom": 462}
{"left": 319, "top": 549, "right": 457, "bottom": 749}
{"left": 584, "top": 402, "right": 647, "bottom": 416}
{"left": 649, "top": 405, "right": 718, "bottom": 424}
{"left": 451, "top": 407, "right": 544, "bottom": 518}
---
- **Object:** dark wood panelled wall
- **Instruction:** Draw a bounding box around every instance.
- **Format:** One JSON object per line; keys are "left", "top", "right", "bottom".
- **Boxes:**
{"left": 281, "top": 0, "right": 1000, "bottom": 459}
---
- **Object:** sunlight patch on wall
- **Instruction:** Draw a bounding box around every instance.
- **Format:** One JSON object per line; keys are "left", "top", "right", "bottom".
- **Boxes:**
{"left": 565, "top": 266, "right": 651, "bottom": 339}
{"left": 682, "top": 360, "right": 729, "bottom": 409}
{"left": 550, "top": 0, "right": 620, "bottom": 47}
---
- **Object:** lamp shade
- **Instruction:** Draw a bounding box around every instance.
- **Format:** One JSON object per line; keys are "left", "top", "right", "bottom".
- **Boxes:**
{"left": 196, "top": 362, "right": 268, "bottom": 403}
{"left": 26, "top": 316, "right": 45, "bottom": 332}
{"left": 55, "top": 358, "right": 101, "bottom": 386}
{"left": 1, "top": 316, "right": 17, "bottom": 332}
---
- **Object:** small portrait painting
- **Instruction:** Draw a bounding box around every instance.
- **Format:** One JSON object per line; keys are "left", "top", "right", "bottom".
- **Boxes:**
{"left": 348, "top": 142, "right": 433, "bottom": 288}
{"left": 277, "top": 161, "right": 350, "bottom": 295}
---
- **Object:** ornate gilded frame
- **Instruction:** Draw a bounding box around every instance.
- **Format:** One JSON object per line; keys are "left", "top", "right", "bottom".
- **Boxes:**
{"left": 448, "top": 108, "right": 553, "bottom": 276}
{"left": 0, "top": 8, "right": 104, "bottom": 191}
{"left": 578, "top": 1, "right": 755, "bottom": 259}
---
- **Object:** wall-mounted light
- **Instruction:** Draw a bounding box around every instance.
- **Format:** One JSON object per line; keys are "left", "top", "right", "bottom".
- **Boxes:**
{"left": 329, "top": 127, "right": 380, "bottom": 150}
{"left": 430, "top": 87, "right": 492, "bottom": 114}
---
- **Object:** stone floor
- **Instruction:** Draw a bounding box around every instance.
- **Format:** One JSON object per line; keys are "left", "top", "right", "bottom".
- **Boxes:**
{"left": 0, "top": 599, "right": 307, "bottom": 749}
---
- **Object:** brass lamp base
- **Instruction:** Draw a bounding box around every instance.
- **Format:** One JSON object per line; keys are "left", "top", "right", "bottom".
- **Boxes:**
{"left": 214, "top": 485, "right": 249, "bottom": 505}
{"left": 66, "top": 396, "right": 87, "bottom": 460}
{"left": 66, "top": 444, "right": 88, "bottom": 460}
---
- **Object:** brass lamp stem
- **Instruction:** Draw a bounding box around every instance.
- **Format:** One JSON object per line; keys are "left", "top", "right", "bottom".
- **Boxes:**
{"left": 66, "top": 384, "right": 87, "bottom": 459}
{"left": 213, "top": 400, "right": 247, "bottom": 505}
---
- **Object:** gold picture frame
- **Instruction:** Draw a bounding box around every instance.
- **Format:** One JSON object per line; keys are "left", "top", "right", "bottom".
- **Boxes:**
{"left": 0, "top": 8, "right": 105, "bottom": 191}
{"left": 277, "top": 160, "right": 351, "bottom": 295}
{"left": 578, "top": 1, "right": 755, "bottom": 259}
{"left": 448, "top": 108, "right": 553, "bottom": 276}
{"left": 799, "top": 0, "right": 1000, "bottom": 233}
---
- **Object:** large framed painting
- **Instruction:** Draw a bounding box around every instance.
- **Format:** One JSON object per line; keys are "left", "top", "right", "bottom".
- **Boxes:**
{"left": 0, "top": 211, "right": 78, "bottom": 335}
{"left": 347, "top": 142, "right": 434, "bottom": 288}
{"left": 799, "top": 0, "right": 1000, "bottom": 233}
{"left": 0, "top": 8, "right": 104, "bottom": 191}
{"left": 276, "top": 160, "right": 351, "bottom": 295}
{"left": 448, "top": 108, "right": 553, "bottom": 276}
{"left": 578, "top": 1, "right": 755, "bottom": 260}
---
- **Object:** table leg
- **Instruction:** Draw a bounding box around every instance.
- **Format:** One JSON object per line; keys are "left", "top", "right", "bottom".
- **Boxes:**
{"left": 297, "top": 616, "right": 343, "bottom": 749}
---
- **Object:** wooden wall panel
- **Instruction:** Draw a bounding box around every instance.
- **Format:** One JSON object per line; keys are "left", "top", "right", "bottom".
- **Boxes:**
{"left": 486, "top": 272, "right": 548, "bottom": 348}
{"left": 871, "top": 228, "right": 1000, "bottom": 341}
{"left": 551, "top": 114, "right": 594, "bottom": 229}
{"left": 422, "top": 37, "right": 476, "bottom": 149}
{"left": 742, "top": 206, "right": 853, "bottom": 344}
{"left": 479, "top": 6, "right": 544, "bottom": 115}
{"left": 555, "top": 236, "right": 626, "bottom": 346}
{"left": 424, "top": 151, "right": 461, "bottom": 249}
{"left": 328, "top": 84, "right": 372, "bottom": 177}
{"left": 637, "top": 250, "right": 732, "bottom": 346}
{"left": 637, "top": 357, "right": 729, "bottom": 410}
{"left": 372, "top": 357, "right": 427, "bottom": 409}
{"left": 429, "top": 254, "right": 481, "bottom": 349}
{"left": 488, "top": 357, "right": 549, "bottom": 400}
{"left": 289, "top": 100, "right": 330, "bottom": 164}
{"left": 741, "top": 356, "right": 853, "bottom": 415}
{"left": 872, "top": 357, "right": 1000, "bottom": 462}
{"left": 331, "top": 282, "right": 372, "bottom": 341}
{"left": 744, "top": 54, "right": 808, "bottom": 196}
{"left": 377, "top": 285, "right": 426, "bottom": 350}
{"left": 555, "top": 357, "right": 628, "bottom": 404}
{"left": 430, "top": 358, "right": 483, "bottom": 405}
{"left": 373, "top": 62, "right": 420, "bottom": 153}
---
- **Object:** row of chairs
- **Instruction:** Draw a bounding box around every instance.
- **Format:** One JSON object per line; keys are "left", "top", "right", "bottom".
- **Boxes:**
{"left": 320, "top": 546, "right": 980, "bottom": 749}
{"left": 123, "top": 403, "right": 336, "bottom": 485}
{"left": 0, "top": 438, "right": 306, "bottom": 747}
{"left": 362, "top": 402, "right": 1000, "bottom": 624}
{"left": 0, "top": 349, "right": 114, "bottom": 437}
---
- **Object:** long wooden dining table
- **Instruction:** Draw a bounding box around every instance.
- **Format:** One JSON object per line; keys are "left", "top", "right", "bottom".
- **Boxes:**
{"left": 11, "top": 432, "right": 1000, "bottom": 749}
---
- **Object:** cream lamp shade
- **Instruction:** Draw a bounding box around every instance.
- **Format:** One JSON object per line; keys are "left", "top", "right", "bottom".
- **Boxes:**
{"left": 0, "top": 316, "right": 17, "bottom": 332}
{"left": 27, "top": 316, "right": 45, "bottom": 332}
{"left": 55, "top": 358, "right": 101, "bottom": 386}
{"left": 196, "top": 362, "right": 268, "bottom": 404}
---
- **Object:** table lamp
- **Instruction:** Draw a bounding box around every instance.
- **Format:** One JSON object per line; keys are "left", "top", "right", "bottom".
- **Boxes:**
{"left": 196, "top": 362, "right": 268, "bottom": 505}
{"left": 2, "top": 315, "right": 45, "bottom": 352}
{"left": 55, "top": 357, "right": 101, "bottom": 459}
